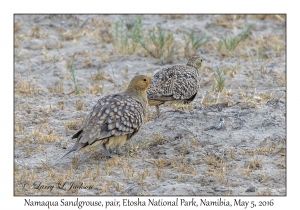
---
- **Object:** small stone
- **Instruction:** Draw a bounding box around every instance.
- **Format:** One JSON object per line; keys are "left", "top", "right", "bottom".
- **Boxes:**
{"left": 215, "top": 152, "right": 223, "bottom": 158}
{"left": 33, "top": 119, "right": 40, "bottom": 124}
{"left": 206, "top": 145, "right": 214, "bottom": 149}
{"left": 15, "top": 135, "right": 25, "bottom": 140}
{"left": 215, "top": 186, "right": 228, "bottom": 192}
{"left": 246, "top": 186, "right": 256, "bottom": 192}
{"left": 148, "top": 185, "right": 159, "bottom": 191}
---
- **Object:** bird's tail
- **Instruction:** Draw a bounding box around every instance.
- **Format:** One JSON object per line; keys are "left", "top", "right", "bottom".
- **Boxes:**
{"left": 61, "top": 142, "right": 81, "bottom": 159}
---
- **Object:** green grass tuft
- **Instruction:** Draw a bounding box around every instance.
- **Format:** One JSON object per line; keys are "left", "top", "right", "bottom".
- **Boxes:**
{"left": 140, "top": 25, "right": 177, "bottom": 63}
{"left": 112, "top": 15, "right": 144, "bottom": 55}
{"left": 217, "top": 25, "right": 252, "bottom": 55}
{"left": 68, "top": 61, "right": 80, "bottom": 94}
{"left": 184, "top": 30, "right": 210, "bottom": 57}
{"left": 215, "top": 67, "right": 226, "bottom": 92}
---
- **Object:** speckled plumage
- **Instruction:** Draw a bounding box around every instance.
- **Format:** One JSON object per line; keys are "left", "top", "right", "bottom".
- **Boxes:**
{"left": 62, "top": 75, "right": 151, "bottom": 158}
{"left": 147, "top": 56, "right": 203, "bottom": 116}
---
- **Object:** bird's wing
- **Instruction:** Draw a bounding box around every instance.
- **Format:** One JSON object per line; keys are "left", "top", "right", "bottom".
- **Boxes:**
{"left": 147, "top": 65, "right": 184, "bottom": 100}
{"left": 172, "top": 67, "right": 200, "bottom": 100}
{"left": 147, "top": 65, "right": 199, "bottom": 101}
{"left": 75, "top": 94, "right": 145, "bottom": 146}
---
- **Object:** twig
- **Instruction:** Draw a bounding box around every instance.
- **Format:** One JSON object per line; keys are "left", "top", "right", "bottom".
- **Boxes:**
{"left": 66, "top": 90, "right": 75, "bottom": 95}
{"left": 165, "top": 110, "right": 186, "bottom": 114}
{"left": 180, "top": 120, "right": 196, "bottom": 137}
{"left": 233, "top": 112, "right": 246, "bottom": 122}
{"left": 124, "top": 185, "right": 136, "bottom": 191}
{"left": 204, "top": 118, "right": 225, "bottom": 131}
{"left": 46, "top": 23, "right": 69, "bottom": 31}
{"left": 34, "top": 15, "right": 49, "bottom": 23}
{"left": 81, "top": 15, "right": 96, "bottom": 28}
{"left": 144, "top": 159, "right": 155, "bottom": 164}
{"left": 201, "top": 131, "right": 215, "bottom": 137}
{"left": 70, "top": 15, "right": 79, "bottom": 28}
{"left": 270, "top": 145, "right": 286, "bottom": 157}
{"left": 199, "top": 92, "right": 205, "bottom": 110}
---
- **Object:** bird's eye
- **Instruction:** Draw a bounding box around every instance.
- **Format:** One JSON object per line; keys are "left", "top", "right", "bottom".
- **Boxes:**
{"left": 143, "top": 79, "right": 147, "bottom": 81}
{"left": 200, "top": 59, "right": 203, "bottom": 62}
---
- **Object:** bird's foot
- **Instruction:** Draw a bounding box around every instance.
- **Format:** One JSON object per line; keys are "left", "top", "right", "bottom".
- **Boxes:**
{"left": 116, "top": 147, "right": 124, "bottom": 155}
{"left": 155, "top": 105, "right": 161, "bottom": 118}
{"left": 102, "top": 148, "right": 113, "bottom": 158}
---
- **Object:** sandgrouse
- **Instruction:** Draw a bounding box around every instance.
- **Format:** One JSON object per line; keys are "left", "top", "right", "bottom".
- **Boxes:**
{"left": 146, "top": 55, "right": 203, "bottom": 117}
{"left": 62, "top": 75, "right": 152, "bottom": 158}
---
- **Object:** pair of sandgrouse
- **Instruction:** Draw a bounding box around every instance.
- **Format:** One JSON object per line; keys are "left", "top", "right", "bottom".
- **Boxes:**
{"left": 62, "top": 56, "right": 203, "bottom": 159}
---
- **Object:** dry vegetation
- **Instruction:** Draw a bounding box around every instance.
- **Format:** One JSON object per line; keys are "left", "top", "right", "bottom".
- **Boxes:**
{"left": 14, "top": 14, "right": 286, "bottom": 196}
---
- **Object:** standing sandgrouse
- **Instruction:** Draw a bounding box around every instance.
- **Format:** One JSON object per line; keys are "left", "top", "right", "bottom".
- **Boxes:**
{"left": 62, "top": 75, "right": 152, "bottom": 159}
{"left": 146, "top": 55, "right": 203, "bottom": 117}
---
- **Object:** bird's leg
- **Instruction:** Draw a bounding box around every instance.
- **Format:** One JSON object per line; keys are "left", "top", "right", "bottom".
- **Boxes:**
{"left": 155, "top": 105, "right": 160, "bottom": 118}
{"left": 102, "top": 144, "right": 113, "bottom": 158}
{"left": 199, "top": 93, "right": 205, "bottom": 110}
{"left": 116, "top": 146, "right": 123, "bottom": 155}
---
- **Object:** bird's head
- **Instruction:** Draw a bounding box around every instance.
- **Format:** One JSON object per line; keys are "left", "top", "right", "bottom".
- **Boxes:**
{"left": 127, "top": 75, "right": 152, "bottom": 92}
{"left": 187, "top": 55, "right": 203, "bottom": 70}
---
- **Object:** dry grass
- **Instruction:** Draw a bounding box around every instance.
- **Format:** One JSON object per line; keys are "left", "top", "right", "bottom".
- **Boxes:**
{"left": 88, "top": 83, "right": 104, "bottom": 95}
{"left": 222, "top": 67, "right": 237, "bottom": 78}
{"left": 227, "top": 149, "right": 236, "bottom": 159}
{"left": 71, "top": 157, "right": 80, "bottom": 170}
{"left": 26, "top": 125, "right": 59, "bottom": 143}
{"left": 48, "top": 81, "right": 64, "bottom": 94}
{"left": 274, "top": 160, "right": 286, "bottom": 169}
{"left": 274, "top": 69, "right": 286, "bottom": 86}
{"left": 92, "top": 71, "right": 114, "bottom": 83}
{"left": 255, "top": 189, "right": 272, "bottom": 196}
{"left": 247, "top": 156, "right": 263, "bottom": 170}
{"left": 205, "top": 155, "right": 218, "bottom": 166}
{"left": 170, "top": 102, "right": 194, "bottom": 111}
{"left": 207, "top": 159, "right": 228, "bottom": 184}
{"left": 168, "top": 14, "right": 187, "bottom": 19}
{"left": 90, "top": 18, "right": 112, "bottom": 43}
{"left": 238, "top": 87, "right": 261, "bottom": 106}
{"left": 213, "top": 15, "right": 246, "bottom": 29}
{"left": 60, "top": 30, "right": 84, "bottom": 41}
{"left": 154, "top": 167, "right": 166, "bottom": 180}
{"left": 15, "top": 123, "right": 24, "bottom": 135}
{"left": 15, "top": 78, "right": 39, "bottom": 94}
{"left": 240, "top": 167, "right": 252, "bottom": 179}
{"left": 171, "top": 156, "right": 197, "bottom": 176}
{"left": 31, "top": 25, "right": 48, "bottom": 39}
{"left": 14, "top": 20, "right": 23, "bottom": 32}
{"left": 64, "top": 119, "right": 83, "bottom": 131}
{"left": 76, "top": 100, "right": 84, "bottom": 110}
{"left": 258, "top": 170, "right": 272, "bottom": 183}
{"left": 151, "top": 134, "right": 166, "bottom": 145}
{"left": 245, "top": 146, "right": 276, "bottom": 157}
{"left": 153, "top": 158, "right": 169, "bottom": 168}
{"left": 57, "top": 101, "right": 65, "bottom": 110}
{"left": 250, "top": 14, "right": 285, "bottom": 21}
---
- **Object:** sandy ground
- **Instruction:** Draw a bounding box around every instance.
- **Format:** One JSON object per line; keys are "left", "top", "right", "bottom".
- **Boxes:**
{"left": 14, "top": 14, "right": 286, "bottom": 195}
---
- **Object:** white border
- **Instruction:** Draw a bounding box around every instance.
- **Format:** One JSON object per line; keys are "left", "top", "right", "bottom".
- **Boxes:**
{"left": 4, "top": 0, "right": 296, "bottom": 209}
